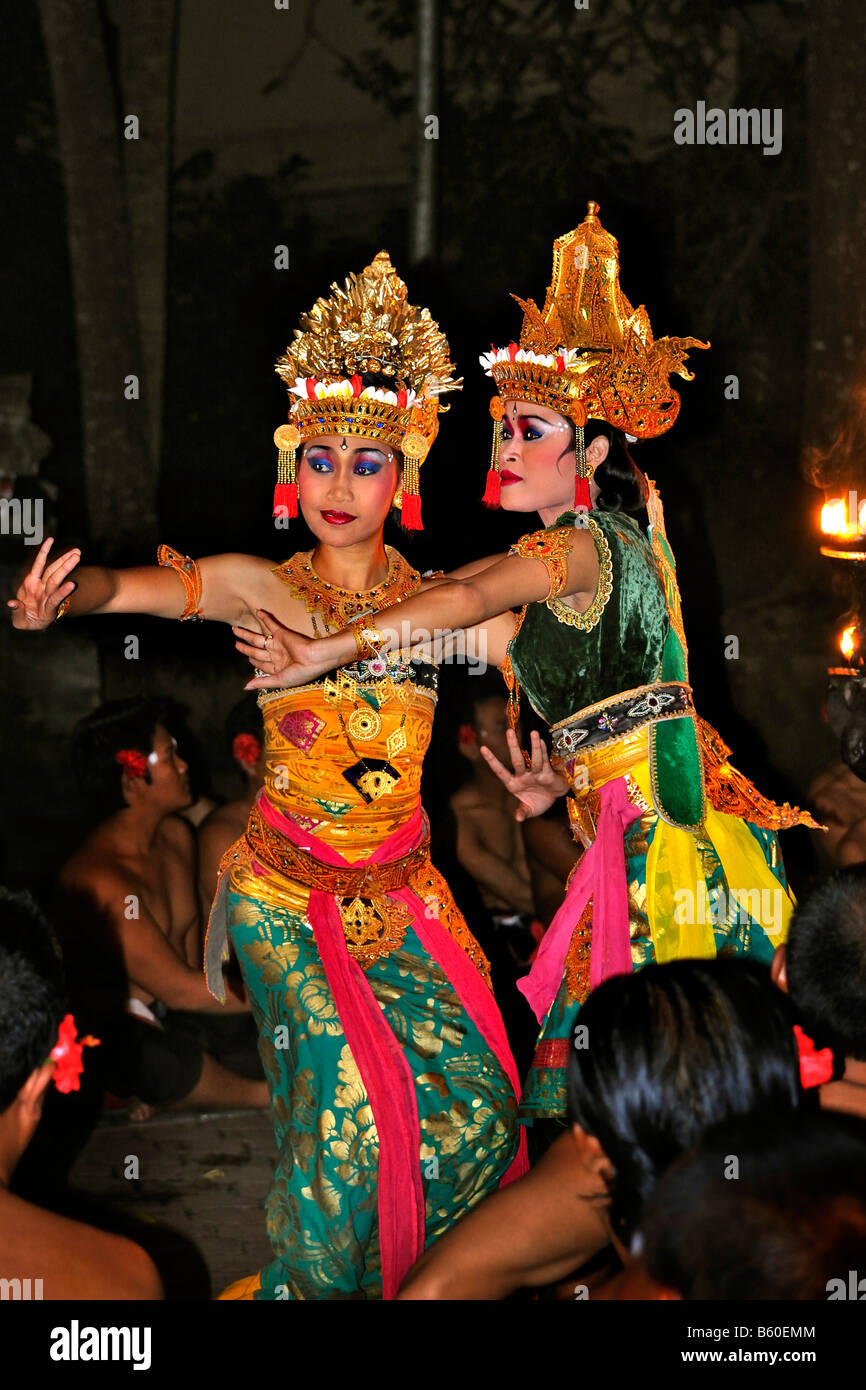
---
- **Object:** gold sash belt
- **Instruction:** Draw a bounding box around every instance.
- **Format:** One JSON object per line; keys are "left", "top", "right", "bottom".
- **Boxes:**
{"left": 245, "top": 804, "right": 430, "bottom": 896}
{"left": 242, "top": 803, "right": 431, "bottom": 967}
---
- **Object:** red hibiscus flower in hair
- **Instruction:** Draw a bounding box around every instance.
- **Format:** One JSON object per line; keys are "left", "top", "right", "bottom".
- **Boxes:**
{"left": 49, "top": 1014, "right": 100, "bottom": 1094}
{"left": 115, "top": 748, "right": 149, "bottom": 778}
{"left": 793, "top": 1024, "right": 835, "bottom": 1089}
{"left": 232, "top": 733, "right": 262, "bottom": 765}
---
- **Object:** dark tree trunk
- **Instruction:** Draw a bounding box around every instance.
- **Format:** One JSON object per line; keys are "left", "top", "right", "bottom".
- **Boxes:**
{"left": 113, "top": 0, "right": 178, "bottom": 471}
{"left": 410, "top": 0, "right": 439, "bottom": 265}
{"left": 804, "top": 0, "right": 866, "bottom": 486}
{"left": 36, "top": 0, "right": 156, "bottom": 557}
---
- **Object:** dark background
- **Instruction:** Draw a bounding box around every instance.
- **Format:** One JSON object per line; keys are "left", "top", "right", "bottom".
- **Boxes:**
{"left": 3, "top": 0, "right": 863, "bottom": 890}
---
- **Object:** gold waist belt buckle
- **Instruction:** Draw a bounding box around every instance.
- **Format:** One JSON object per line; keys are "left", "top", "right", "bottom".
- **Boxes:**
{"left": 245, "top": 804, "right": 430, "bottom": 967}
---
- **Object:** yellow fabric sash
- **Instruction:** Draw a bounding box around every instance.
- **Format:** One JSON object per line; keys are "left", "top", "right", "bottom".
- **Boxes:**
{"left": 570, "top": 739, "right": 794, "bottom": 965}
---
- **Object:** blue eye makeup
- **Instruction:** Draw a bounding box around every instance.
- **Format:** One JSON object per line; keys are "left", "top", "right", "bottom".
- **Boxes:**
{"left": 305, "top": 453, "right": 333, "bottom": 473}
{"left": 304, "top": 450, "right": 386, "bottom": 474}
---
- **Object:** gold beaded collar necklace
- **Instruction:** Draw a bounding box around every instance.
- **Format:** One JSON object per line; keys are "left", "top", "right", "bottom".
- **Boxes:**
{"left": 272, "top": 546, "right": 419, "bottom": 631}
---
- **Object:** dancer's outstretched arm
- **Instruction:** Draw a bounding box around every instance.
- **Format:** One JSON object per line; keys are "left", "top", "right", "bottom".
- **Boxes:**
{"left": 238, "top": 526, "right": 599, "bottom": 689}
{"left": 8, "top": 537, "right": 278, "bottom": 630}
{"left": 416, "top": 551, "right": 515, "bottom": 666}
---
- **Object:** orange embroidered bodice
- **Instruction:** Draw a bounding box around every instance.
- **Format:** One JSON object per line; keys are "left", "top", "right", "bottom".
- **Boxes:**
{"left": 257, "top": 546, "right": 437, "bottom": 861}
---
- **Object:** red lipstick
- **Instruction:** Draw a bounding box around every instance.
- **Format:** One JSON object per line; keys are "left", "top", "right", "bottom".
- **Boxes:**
{"left": 320, "top": 510, "right": 356, "bottom": 525}
{"left": 499, "top": 470, "right": 522, "bottom": 485}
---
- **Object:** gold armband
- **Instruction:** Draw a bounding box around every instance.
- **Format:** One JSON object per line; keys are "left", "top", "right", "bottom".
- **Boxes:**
{"left": 509, "top": 526, "right": 573, "bottom": 600}
{"left": 157, "top": 544, "right": 203, "bottom": 620}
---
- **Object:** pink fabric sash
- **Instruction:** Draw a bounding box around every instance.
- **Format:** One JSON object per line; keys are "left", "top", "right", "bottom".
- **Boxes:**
{"left": 256, "top": 791, "right": 527, "bottom": 1299}
{"left": 517, "top": 776, "right": 642, "bottom": 1024}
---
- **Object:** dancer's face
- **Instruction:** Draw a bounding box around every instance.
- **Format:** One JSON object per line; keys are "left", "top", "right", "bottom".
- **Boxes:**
{"left": 300, "top": 434, "right": 400, "bottom": 546}
{"left": 497, "top": 402, "right": 575, "bottom": 512}
{"left": 498, "top": 401, "right": 609, "bottom": 514}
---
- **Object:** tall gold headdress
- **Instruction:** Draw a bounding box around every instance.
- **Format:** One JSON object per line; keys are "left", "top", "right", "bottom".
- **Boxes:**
{"left": 480, "top": 201, "right": 708, "bottom": 510}
{"left": 273, "top": 251, "right": 460, "bottom": 529}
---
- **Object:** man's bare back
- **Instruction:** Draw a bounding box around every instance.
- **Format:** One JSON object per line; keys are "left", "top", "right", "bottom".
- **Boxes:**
{"left": 0, "top": 1187, "right": 162, "bottom": 1300}
{"left": 61, "top": 812, "right": 200, "bottom": 1006}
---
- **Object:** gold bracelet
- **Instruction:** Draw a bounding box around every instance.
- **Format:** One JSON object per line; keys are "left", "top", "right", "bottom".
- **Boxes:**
{"left": 349, "top": 617, "right": 367, "bottom": 659}
{"left": 349, "top": 618, "right": 387, "bottom": 658}
{"left": 360, "top": 625, "right": 387, "bottom": 654}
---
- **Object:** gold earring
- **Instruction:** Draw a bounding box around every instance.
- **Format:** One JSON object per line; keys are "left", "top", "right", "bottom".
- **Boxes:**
{"left": 273, "top": 424, "right": 301, "bottom": 518}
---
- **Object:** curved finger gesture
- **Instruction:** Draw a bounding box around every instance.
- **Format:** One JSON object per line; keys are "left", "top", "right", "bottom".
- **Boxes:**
{"left": 479, "top": 728, "right": 569, "bottom": 821}
{"left": 7, "top": 538, "right": 81, "bottom": 631}
{"left": 233, "top": 608, "right": 333, "bottom": 690}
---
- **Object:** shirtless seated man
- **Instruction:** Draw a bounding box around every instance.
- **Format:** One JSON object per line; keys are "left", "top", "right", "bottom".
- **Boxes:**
{"left": 0, "top": 888, "right": 162, "bottom": 1299}
{"left": 197, "top": 694, "right": 266, "bottom": 919}
{"left": 58, "top": 697, "right": 267, "bottom": 1116}
{"left": 449, "top": 672, "right": 536, "bottom": 928}
{"left": 449, "top": 673, "right": 579, "bottom": 951}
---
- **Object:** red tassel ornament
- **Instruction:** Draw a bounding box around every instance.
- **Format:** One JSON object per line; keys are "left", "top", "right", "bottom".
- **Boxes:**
{"left": 484, "top": 397, "right": 505, "bottom": 508}
{"left": 400, "top": 489, "right": 423, "bottom": 530}
{"left": 574, "top": 421, "right": 591, "bottom": 514}
{"left": 482, "top": 467, "right": 502, "bottom": 508}
{"left": 273, "top": 424, "right": 302, "bottom": 520}
{"left": 273, "top": 480, "right": 298, "bottom": 518}
{"left": 400, "top": 430, "right": 428, "bottom": 531}
{"left": 574, "top": 473, "right": 592, "bottom": 512}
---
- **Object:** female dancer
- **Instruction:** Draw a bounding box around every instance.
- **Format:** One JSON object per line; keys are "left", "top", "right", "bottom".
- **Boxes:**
{"left": 8, "top": 252, "right": 526, "bottom": 1298}
{"left": 237, "top": 206, "right": 819, "bottom": 1125}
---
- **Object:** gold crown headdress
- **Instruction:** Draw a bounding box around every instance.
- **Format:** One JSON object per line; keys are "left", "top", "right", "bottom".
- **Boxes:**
{"left": 479, "top": 201, "right": 708, "bottom": 511}
{"left": 272, "top": 251, "right": 460, "bottom": 529}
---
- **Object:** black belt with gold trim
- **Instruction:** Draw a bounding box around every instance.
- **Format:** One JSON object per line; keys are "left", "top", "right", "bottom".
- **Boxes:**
{"left": 550, "top": 681, "right": 694, "bottom": 759}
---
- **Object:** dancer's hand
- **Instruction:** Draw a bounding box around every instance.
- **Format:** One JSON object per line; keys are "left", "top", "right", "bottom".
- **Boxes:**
{"left": 7, "top": 538, "right": 81, "bottom": 630}
{"left": 480, "top": 728, "right": 568, "bottom": 821}
{"left": 234, "top": 609, "right": 334, "bottom": 689}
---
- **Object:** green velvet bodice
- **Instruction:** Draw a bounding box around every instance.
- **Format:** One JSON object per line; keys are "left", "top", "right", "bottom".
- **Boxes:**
{"left": 507, "top": 509, "right": 670, "bottom": 726}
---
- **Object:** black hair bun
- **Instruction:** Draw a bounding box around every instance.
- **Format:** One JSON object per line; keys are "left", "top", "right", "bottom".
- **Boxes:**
{"left": 589, "top": 426, "right": 648, "bottom": 516}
